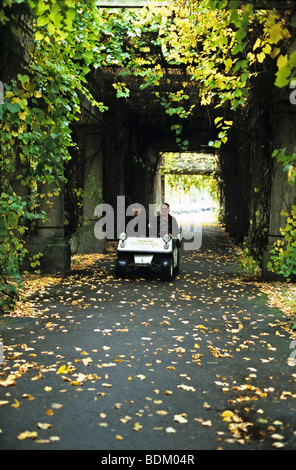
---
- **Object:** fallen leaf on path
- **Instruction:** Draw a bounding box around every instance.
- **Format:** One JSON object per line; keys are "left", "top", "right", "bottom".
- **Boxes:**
{"left": 0, "top": 376, "right": 16, "bottom": 387}
{"left": 133, "top": 422, "right": 143, "bottom": 431}
{"left": 17, "top": 430, "right": 38, "bottom": 440}
{"left": 22, "top": 394, "right": 35, "bottom": 400}
{"left": 37, "top": 422, "right": 52, "bottom": 430}
{"left": 120, "top": 415, "right": 132, "bottom": 424}
{"left": 51, "top": 403, "right": 63, "bottom": 409}
{"left": 174, "top": 413, "right": 188, "bottom": 423}
{"left": 202, "top": 420, "right": 212, "bottom": 427}
{"left": 31, "top": 372, "right": 42, "bottom": 381}
{"left": 135, "top": 374, "right": 146, "bottom": 380}
{"left": 177, "top": 384, "right": 196, "bottom": 392}
{"left": 166, "top": 427, "right": 176, "bottom": 433}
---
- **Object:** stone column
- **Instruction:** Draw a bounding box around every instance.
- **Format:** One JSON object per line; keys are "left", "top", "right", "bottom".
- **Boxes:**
{"left": 262, "top": 96, "right": 296, "bottom": 280}
{"left": 153, "top": 172, "right": 163, "bottom": 206}
{"left": 76, "top": 127, "right": 106, "bottom": 253}
{"left": 27, "top": 179, "right": 71, "bottom": 274}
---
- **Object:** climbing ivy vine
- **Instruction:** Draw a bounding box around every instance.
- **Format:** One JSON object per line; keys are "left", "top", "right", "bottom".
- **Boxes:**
{"left": 0, "top": 0, "right": 108, "bottom": 309}
{"left": 267, "top": 205, "right": 296, "bottom": 279}
{"left": 1, "top": 0, "right": 296, "bottom": 309}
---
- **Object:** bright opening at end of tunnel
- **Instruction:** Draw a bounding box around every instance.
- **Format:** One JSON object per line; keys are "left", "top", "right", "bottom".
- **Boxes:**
{"left": 159, "top": 151, "right": 221, "bottom": 228}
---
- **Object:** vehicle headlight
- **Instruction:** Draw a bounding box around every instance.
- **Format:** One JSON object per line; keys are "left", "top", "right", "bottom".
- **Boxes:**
{"left": 119, "top": 232, "right": 127, "bottom": 241}
{"left": 162, "top": 234, "right": 171, "bottom": 243}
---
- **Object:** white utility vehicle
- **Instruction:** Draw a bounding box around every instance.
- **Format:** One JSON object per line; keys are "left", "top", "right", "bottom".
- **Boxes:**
{"left": 115, "top": 233, "right": 181, "bottom": 281}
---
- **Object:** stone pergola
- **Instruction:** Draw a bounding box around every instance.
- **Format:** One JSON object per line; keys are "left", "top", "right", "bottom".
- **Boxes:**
{"left": 3, "top": 0, "right": 296, "bottom": 279}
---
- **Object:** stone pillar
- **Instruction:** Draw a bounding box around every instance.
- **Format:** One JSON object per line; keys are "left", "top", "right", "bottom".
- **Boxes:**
{"left": 27, "top": 179, "right": 71, "bottom": 274}
{"left": 153, "top": 172, "right": 163, "bottom": 206}
{"left": 76, "top": 127, "right": 106, "bottom": 254}
{"left": 219, "top": 141, "right": 250, "bottom": 243}
{"left": 262, "top": 99, "right": 296, "bottom": 280}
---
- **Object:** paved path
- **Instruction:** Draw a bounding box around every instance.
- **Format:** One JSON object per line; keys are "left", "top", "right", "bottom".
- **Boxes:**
{"left": 0, "top": 226, "right": 295, "bottom": 452}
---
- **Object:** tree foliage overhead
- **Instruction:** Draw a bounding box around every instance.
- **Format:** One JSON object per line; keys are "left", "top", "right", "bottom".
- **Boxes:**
{"left": 1, "top": 0, "right": 296, "bottom": 308}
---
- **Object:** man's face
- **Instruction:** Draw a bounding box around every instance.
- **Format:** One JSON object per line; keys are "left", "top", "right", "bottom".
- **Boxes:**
{"left": 161, "top": 205, "right": 169, "bottom": 215}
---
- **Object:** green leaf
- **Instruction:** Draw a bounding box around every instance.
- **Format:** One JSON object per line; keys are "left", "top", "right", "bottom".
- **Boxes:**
{"left": 6, "top": 101, "right": 21, "bottom": 113}
{"left": 275, "top": 64, "right": 291, "bottom": 88}
{"left": 47, "top": 22, "right": 56, "bottom": 35}
{"left": 288, "top": 51, "right": 296, "bottom": 67}
{"left": 17, "top": 74, "right": 30, "bottom": 84}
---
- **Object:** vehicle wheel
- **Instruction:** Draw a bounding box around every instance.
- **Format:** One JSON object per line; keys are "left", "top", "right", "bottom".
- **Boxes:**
{"left": 160, "top": 257, "right": 173, "bottom": 281}
{"left": 115, "top": 259, "right": 127, "bottom": 278}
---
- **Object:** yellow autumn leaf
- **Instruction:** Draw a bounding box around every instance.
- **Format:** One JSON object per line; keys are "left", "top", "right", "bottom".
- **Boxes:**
{"left": 202, "top": 420, "right": 212, "bottom": 427}
{"left": 11, "top": 399, "right": 20, "bottom": 408}
{"left": 174, "top": 413, "right": 188, "bottom": 423}
{"left": 37, "top": 422, "right": 52, "bottom": 430}
{"left": 270, "top": 47, "right": 280, "bottom": 59}
{"left": 5, "top": 91, "right": 15, "bottom": 99}
{"left": 221, "top": 410, "right": 235, "bottom": 422}
{"left": 120, "top": 416, "right": 132, "bottom": 424}
{"left": 277, "top": 54, "right": 288, "bottom": 69}
{"left": 253, "top": 38, "right": 261, "bottom": 51}
{"left": 17, "top": 430, "right": 38, "bottom": 440}
{"left": 22, "top": 394, "right": 35, "bottom": 401}
{"left": 18, "top": 110, "right": 28, "bottom": 121}
{"left": 156, "top": 410, "right": 168, "bottom": 416}
{"left": 257, "top": 52, "right": 266, "bottom": 63}
{"left": 133, "top": 422, "right": 143, "bottom": 431}
{"left": 262, "top": 43, "right": 272, "bottom": 54}
{"left": 269, "top": 23, "right": 285, "bottom": 44}
{"left": 56, "top": 365, "right": 69, "bottom": 374}
{"left": 70, "top": 380, "right": 79, "bottom": 386}
{"left": 177, "top": 384, "right": 196, "bottom": 392}
{"left": 165, "top": 427, "right": 176, "bottom": 434}
{"left": 31, "top": 372, "right": 42, "bottom": 381}
{"left": 225, "top": 58, "right": 232, "bottom": 71}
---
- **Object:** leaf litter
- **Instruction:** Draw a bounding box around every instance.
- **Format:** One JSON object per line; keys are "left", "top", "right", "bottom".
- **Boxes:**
{"left": 0, "top": 226, "right": 296, "bottom": 448}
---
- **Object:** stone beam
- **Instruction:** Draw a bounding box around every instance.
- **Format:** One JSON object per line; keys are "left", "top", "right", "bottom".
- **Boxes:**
{"left": 95, "top": 0, "right": 295, "bottom": 8}
{"left": 96, "top": 0, "right": 166, "bottom": 6}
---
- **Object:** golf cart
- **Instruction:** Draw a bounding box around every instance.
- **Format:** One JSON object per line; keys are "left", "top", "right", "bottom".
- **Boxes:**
{"left": 115, "top": 232, "right": 181, "bottom": 281}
